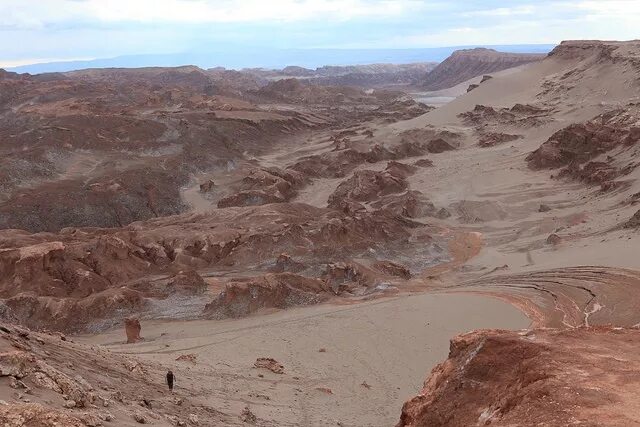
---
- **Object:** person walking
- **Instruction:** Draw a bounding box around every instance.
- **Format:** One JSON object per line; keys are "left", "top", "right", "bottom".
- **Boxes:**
{"left": 166, "top": 370, "right": 175, "bottom": 392}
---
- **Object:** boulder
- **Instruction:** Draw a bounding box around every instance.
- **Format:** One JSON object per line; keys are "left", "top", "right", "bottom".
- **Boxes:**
{"left": 199, "top": 180, "right": 215, "bottom": 193}
{"left": 546, "top": 233, "right": 563, "bottom": 245}
{"left": 125, "top": 318, "right": 142, "bottom": 344}
{"left": 624, "top": 209, "right": 640, "bottom": 228}
{"left": 254, "top": 358, "right": 284, "bottom": 374}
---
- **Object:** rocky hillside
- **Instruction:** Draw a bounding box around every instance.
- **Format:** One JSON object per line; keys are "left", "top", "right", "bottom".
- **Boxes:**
{"left": 397, "top": 327, "right": 640, "bottom": 427}
{"left": 422, "top": 48, "right": 544, "bottom": 90}
{"left": 247, "top": 62, "right": 438, "bottom": 88}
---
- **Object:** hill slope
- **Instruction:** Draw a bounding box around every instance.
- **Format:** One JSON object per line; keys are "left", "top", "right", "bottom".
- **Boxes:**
{"left": 422, "top": 48, "right": 545, "bottom": 90}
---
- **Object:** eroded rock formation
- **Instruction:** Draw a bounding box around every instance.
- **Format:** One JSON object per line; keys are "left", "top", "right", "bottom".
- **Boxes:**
{"left": 398, "top": 327, "right": 640, "bottom": 427}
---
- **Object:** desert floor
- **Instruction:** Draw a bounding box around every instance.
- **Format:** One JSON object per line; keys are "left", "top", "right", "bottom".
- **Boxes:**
{"left": 80, "top": 293, "right": 529, "bottom": 426}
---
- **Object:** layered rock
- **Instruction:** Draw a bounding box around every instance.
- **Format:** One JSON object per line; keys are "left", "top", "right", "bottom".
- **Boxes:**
{"left": 0, "top": 202, "right": 422, "bottom": 331}
{"left": 327, "top": 169, "right": 408, "bottom": 209}
{"left": 459, "top": 103, "right": 551, "bottom": 128}
{"left": 398, "top": 327, "right": 640, "bottom": 427}
{"left": 203, "top": 273, "right": 330, "bottom": 319}
{"left": 217, "top": 167, "right": 305, "bottom": 208}
{"left": 423, "top": 48, "right": 544, "bottom": 91}
{"left": 527, "top": 109, "right": 640, "bottom": 169}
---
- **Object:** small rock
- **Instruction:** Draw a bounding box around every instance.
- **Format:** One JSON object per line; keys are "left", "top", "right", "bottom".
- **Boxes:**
{"left": 241, "top": 406, "right": 257, "bottom": 424}
{"left": 133, "top": 412, "right": 147, "bottom": 424}
{"left": 188, "top": 413, "right": 199, "bottom": 425}
{"left": 539, "top": 204, "right": 552, "bottom": 212}
{"left": 63, "top": 400, "right": 77, "bottom": 409}
{"left": 199, "top": 179, "right": 215, "bottom": 193}
{"left": 81, "top": 413, "right": 103, "bottom": 427}
{"left": 254, "top": 357, "right": 284, "bottom": 374}
{"left": 546, "top": 233, "right": 563, "bottom": 245}
{"left": 176, "top": 353, "right": 197, "bottom": 364}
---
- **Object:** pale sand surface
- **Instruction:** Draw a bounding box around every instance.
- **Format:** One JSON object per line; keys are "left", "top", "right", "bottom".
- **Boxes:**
{"left": 80, "top": 293, "right": 529, "bottom": 426}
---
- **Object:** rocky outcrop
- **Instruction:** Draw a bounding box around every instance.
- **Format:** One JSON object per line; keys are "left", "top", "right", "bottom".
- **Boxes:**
{"left": 270, "top": 253, "right": 305, "bottom": 273}
{"left": 373, "top": 97, "right": 434, "bottom": 122}
{"left": 624, "top": 209, "right": 640, "bottom": 228}
{"left": 203, "top": 273, "right": 330, "bottom": 319}
{"left": 372, "top": 261, "right": 411, "bottom": 279}
{"left": 199, "top": 179, "right": 215, "bottom": 193}
{"left": 527, "top": 109, "right": 640, "bottom": 169}
{"left": 0, "top": 321, "right": 233, "bottom": 425}
{"left": 0, "top": 202, "right": 421, "bottom": 332}
{"left": 398, "top": 327, "right": 640, "bottom": 427}
{"left": 0, "top": 403, "right": 86, "bottom": 427}
{"left": 217, "top": 167, "right": 305, "bottom": 208}
{"left": 370, "top": 190, "right": 438, "bottom": 219}
{"left": 477, "top": 132, "right": 522, "bottom": 147}
{"left": 125, "top": 318, "right": 142, "bottom": 343}
{"left": 327, "top": 169, "right": 408, "bottom": 209}
{"left": 254, "top": 358, "right": 284, "bottom": 374}
{"left": 423, "top": 48, "right": 544, "bottom": 91}
{"left": 459, "top": 104, "right": 551, "bottom": 128}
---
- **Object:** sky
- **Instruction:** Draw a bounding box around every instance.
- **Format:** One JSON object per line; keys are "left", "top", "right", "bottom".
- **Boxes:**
{"left": 1, "top": 0, "right": 640, "bottom": 67}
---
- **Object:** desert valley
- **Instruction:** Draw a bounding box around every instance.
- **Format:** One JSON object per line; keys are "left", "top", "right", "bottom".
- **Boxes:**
{"left": 1, "top": 38, "right": 640, "bottom": 427}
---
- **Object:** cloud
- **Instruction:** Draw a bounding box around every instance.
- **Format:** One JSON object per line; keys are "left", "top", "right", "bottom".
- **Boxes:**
{"left": 0, "top": 0, "right": 426, "bottom": 28}
{"left": 2, "top": 0, "right": 640, "bottom": 65}
{"left": 463, "top": 5, "right": 536, "bottom": 17}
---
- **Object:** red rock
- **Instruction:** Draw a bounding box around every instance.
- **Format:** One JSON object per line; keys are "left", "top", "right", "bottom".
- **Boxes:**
{"left": 125, "top": 318, "right": 142, "bottom": 344}
{"left": 270, "top": 253, "right": 305, "bottom": 273}
{"left": 254, "top": 358, "right": 284, "bottom": 374}
{"left": 327, "top": 169, "right": 407, "bottom": 209}
{"left": 477, "top": 132, "right": 522, "bottom": 147}
{"left": 204, "top": 273, "right": 330, "bottom": 319}
{"left": 397, "top": 327, "right": 640, "bottom": 427}
{"left": 372, "top": 261, "right": 412, "bottom": 279}
{"left": 527, "top": 109, "right": 640, "bottom": 169}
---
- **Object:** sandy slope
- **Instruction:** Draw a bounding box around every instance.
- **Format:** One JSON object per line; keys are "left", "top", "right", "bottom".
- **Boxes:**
{"left": 80, "top": 293, "right": 528, "bottom": 426}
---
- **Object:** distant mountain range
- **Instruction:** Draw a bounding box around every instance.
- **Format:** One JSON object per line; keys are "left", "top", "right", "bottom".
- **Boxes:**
{"left": 7, "top": 45, "right": 555, "bottom": 74}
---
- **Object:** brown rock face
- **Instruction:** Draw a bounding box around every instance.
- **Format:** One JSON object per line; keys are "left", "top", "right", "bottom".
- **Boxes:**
{"left": 270, "top": 253, "right": 305, "bottom": 273}
{"left": 199, "top": 179, "right": 215, "bottom": 193}
{"left": 459, "top": 103, "right": 551, "bottom": 128}
{"left": 203, "top": 273, "right": 330, "bottom": 319}
{"left": 166, "top": 271, "right": 207, "bottom": 295}
{"left": 0, "top": 202, "right": 420, "bottom": 332}
{"left": 372, "top": 261, "right": 411, "bottom": 279}
{"left": 327, "top": 169, "right": 408, "bottom": 209}
{"left": 624, "top": 209, "right": 640, "bottom": 228}
{"left": 125, "top": 318, "right": 142, "bottom": 344}
{"left": 526, "top": 109, "right": 640, "bottom": 169}
{"left": 477, "top": 132, "right": 522, "bottom": 147}
{"left": 398, "top": 327, "right": 640, "bottom": 427}
{"left": 423, "top": 48, "right": 544, "bottom": 91}
{"left": 217, "top": 167, "right": 304, "bottom": 208}
{"left": 0, "top": 403, "right": 85, "bottom": 427}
